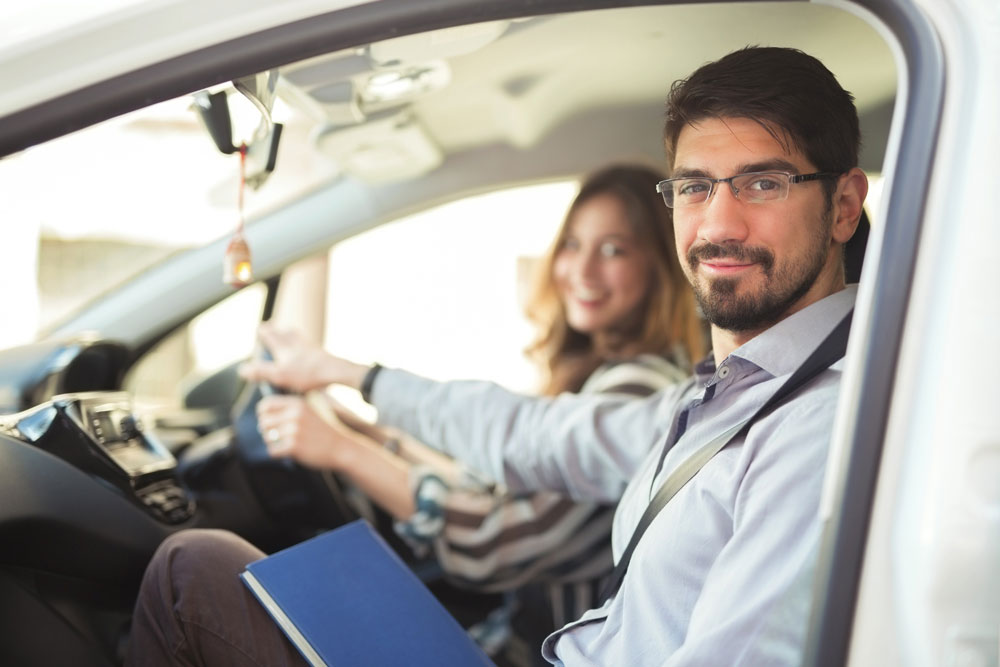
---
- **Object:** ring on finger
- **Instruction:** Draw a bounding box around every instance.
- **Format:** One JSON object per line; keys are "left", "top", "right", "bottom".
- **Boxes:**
{"left": 266, "top": 427, "right": 281, "bottom": 444}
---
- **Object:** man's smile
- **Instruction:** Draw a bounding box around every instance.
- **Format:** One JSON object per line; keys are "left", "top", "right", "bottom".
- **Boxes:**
{"left": 698, "top": 259, "right": 758, "bottom": 276}
{"left": 687, "top": 241, "right": 775, "bottom": 278}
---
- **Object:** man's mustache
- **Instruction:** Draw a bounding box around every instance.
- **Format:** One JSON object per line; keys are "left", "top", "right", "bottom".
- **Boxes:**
{"left": 687, "top": 242, "right": 774, "bottom": 273}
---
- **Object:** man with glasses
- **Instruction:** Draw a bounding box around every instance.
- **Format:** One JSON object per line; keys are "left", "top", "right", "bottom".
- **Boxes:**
{"left": 128, "top": 46, "right": 867, "bottom": 666}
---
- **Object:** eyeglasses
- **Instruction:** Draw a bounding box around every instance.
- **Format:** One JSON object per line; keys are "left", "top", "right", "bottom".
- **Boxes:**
{"left": 655, "top": 171, "right": 840, "bottom": 209}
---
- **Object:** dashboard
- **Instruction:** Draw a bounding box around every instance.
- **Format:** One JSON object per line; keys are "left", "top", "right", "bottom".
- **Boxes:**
{"left": 0, "top": 335, "right": 130, "bottom": 413}
{"left": 0, "top": 391, "right": 195, "bottom": 525}
{"left": 0, "top": 336, "right": 197, "bottom": 526}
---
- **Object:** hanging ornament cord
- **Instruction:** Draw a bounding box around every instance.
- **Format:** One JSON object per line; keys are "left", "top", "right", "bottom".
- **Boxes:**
{"left": 224, "top": 143, "right": 253, "bottom": 286}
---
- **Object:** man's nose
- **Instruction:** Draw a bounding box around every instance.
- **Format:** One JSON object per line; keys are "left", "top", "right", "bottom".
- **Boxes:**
{"left": 693, "top": 183, "right": 749, "bottom": 245}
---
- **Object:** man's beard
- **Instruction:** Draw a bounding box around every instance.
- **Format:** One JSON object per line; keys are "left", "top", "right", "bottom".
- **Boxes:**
{"left": 686, "top": 215, "right": 832, "bottom": 333}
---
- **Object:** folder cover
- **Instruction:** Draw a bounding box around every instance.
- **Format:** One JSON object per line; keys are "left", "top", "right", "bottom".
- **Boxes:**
{"left": 240, "top": 519, "right": 494, "bottom": 666}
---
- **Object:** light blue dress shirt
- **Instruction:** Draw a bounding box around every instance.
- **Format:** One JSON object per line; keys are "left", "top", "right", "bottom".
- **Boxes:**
{"left": 372, "top": 285, "right": 857, "bottom": 666}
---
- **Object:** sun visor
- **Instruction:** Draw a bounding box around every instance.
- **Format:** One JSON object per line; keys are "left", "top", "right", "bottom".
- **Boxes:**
{"left": 314, "top": 112, "right": 442, "bottom": 184}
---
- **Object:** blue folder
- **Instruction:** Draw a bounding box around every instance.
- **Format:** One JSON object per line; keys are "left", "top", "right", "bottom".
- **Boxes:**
{"left": 241, "top": 519, "right": 495, "bottom": 666}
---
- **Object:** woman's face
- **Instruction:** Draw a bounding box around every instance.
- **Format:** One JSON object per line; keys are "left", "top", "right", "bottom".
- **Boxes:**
{"left": 553, "top": 193, "right": 653, "bottom": 337}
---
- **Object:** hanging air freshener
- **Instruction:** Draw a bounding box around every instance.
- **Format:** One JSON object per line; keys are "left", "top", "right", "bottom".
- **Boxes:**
{"left": 224, "top": 144, "right": 253, "bottom": 287}
{"left": 224, "top": 232, "right": 252, "bottom": 287}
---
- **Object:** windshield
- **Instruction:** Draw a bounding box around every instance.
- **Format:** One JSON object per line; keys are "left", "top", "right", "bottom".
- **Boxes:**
{"left": 0, "top": 93, "right": 337, "bottom": 347}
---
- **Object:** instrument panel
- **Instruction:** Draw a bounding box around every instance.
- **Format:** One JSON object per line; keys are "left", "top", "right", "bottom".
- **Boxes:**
{"left": 0, "top": 391, "right": 195, "bottom": 525}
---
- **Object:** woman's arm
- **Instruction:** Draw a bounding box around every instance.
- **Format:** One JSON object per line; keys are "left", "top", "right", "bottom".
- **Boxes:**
{"left": 396, "top": 355, "right": 686, "bottom": 588}
{"left": 246, "top": 322, "right": 684, "bottom": 502}
{"left": 325, "top": 396, "right": 468, "bottom": 484}
{"left": 370, "top": 367, "right": 684, "bottom": 502}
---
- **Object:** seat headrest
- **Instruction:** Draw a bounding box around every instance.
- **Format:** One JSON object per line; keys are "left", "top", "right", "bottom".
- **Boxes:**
{"left": 844, "top": 209, "right": 870, "bottom": 284}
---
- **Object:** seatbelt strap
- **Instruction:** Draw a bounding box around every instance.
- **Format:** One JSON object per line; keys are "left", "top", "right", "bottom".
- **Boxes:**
{"left": 600, "top": 309, "right": 854, "bottom": 603}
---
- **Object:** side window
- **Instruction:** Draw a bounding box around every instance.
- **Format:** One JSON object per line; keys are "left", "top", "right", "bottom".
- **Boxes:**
{"left": 125, "top": 283, "right": 267, "bottom": 411}
{"left": 864, "top": 174, "right": 885, "bottom": 226}
{"left": 323, "top": 182, "right": 575, "bottom": 408}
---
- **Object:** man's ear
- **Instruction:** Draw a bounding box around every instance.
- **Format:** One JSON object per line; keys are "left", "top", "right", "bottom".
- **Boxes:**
{"left": 832, "top": 167, "right": 869, "bottom": 244}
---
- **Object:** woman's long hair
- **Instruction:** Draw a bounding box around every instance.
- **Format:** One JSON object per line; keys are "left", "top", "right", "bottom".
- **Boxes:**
{"left": 524, "top": 164, "right": 705, "bottom": 395}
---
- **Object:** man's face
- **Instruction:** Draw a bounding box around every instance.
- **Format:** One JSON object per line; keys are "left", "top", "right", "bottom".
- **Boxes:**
{"left": 671, "top": 117, "right": 839, "bottom": 333}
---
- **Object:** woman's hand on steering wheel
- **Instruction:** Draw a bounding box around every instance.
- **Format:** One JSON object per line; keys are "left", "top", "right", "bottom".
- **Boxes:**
{"left": 238, "top": 322, "right": 369, "bottom": 393}
{"left": 256, "top": 392, "right": 373, "bottom": 472}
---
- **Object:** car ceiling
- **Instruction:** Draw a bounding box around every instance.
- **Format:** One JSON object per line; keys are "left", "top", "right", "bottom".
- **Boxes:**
{"left": 272, "top": 3, "right": 896, "bottom": 187}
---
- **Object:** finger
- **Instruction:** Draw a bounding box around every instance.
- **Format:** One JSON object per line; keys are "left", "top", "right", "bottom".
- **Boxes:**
{"left": 266, "top": 435, "right": 292, "bottom": 457}
{"left": 257, "top": 394, "right": 283, "bottom": 417}
{"left": 258, "top": 414, "right": 297, "bottom": 457}
{"left": 258, "top": 394, "right": 305, "bottom": 413}
{"left": 256, "top": 402, "right": 284, "bottom": 431}
{"left": 258, "top": 323, "right": 291, "bottom": 353}
{"left": 236, "top": 360, "right": 257, "bottom": 380}
{"left": 255, "top": 410, "right": 280, "bottom": 439}
{"left": 257, "top": 323, "right": 277, "bottom": 348}
{"left": 238, "top": 359, "right": 277, "bottom": 382}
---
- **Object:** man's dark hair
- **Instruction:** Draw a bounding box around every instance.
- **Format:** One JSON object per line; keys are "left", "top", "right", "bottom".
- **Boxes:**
{"left": 664, "top": 46, "right": 861, "bottom": 187}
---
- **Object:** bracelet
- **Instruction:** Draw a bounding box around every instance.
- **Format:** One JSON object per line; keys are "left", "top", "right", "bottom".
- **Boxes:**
{"left": 359, "top": 363, "right": 383, "bottom": 403}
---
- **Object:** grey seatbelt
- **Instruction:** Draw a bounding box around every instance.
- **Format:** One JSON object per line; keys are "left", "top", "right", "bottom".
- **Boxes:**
{"left": 600, "top": 309, "right": 854, "bottom": 603}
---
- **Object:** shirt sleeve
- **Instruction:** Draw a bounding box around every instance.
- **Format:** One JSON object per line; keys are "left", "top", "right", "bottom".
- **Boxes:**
{"left": 371, "top": 367, "right": 687, "bottom": 502}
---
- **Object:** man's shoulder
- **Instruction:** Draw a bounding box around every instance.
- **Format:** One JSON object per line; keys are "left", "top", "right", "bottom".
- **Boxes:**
{"left": 742, "top": 366, "right": 843, "bottom": 460}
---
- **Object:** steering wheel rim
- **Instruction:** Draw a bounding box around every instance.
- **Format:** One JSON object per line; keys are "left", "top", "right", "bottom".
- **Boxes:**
{"left": 229, "top": 344, "right": 357, "bottom": 539}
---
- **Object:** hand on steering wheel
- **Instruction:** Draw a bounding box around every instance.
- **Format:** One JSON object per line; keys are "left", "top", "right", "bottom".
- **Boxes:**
{"left": 238, "top": 323, "right": 368, "bottom": 394}
{"left": 256, "top": 391, "right": 368, "bottom": 472}
{"left": 229, "top": 335, "right": 357, "bottom": 536}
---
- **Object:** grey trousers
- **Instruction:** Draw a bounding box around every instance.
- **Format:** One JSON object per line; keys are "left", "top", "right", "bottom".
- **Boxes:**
{"left": 125, "top": 529, "right": 308, "bottom": 667}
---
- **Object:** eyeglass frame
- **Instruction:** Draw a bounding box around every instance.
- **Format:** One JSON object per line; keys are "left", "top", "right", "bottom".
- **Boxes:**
{"left": 654, "top": 171, "right": 842, "bottom": 209}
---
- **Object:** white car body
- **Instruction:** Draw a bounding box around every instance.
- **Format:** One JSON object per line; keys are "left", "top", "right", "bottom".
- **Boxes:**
{"left": 0, "top": 1, "right": 997, "bottom": 665}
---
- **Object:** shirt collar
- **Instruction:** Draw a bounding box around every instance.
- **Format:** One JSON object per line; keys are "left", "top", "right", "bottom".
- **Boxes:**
{"left": 695, "top": 285, "right": 858, "bottom": 382}
{"left": 729, "top": 284, "right": 858, "bottom": 377}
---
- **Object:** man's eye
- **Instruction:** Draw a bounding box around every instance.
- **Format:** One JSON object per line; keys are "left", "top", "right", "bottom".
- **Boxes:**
{"left": 677, "top": 180, "right": 709, "bottom": 197}
{"left": 745, "top": 175, "right": 784, "bottom": 191}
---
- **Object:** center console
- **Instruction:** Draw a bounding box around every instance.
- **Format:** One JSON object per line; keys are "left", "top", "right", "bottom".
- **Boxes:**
{"left": 0, "top": 391, "right": 196, "bottom": 524}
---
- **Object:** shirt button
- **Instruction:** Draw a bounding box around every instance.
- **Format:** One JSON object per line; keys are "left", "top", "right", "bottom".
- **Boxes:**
{"left": 718, "top": 365, "right": 731, "bottom": 379}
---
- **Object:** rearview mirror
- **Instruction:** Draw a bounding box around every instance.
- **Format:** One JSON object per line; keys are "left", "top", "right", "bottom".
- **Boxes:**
{"left": 192, "top": 70, "right": 283, "bottom": 190}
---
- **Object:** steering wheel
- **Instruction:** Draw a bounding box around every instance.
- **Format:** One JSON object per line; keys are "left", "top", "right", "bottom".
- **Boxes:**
{"left": 229, "top": 344, "right": 357, "bottom": 542}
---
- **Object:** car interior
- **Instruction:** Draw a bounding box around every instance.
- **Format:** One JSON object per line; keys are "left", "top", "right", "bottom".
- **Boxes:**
{"left": 0, "top": 1, "right": 945, "bottom": 665}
